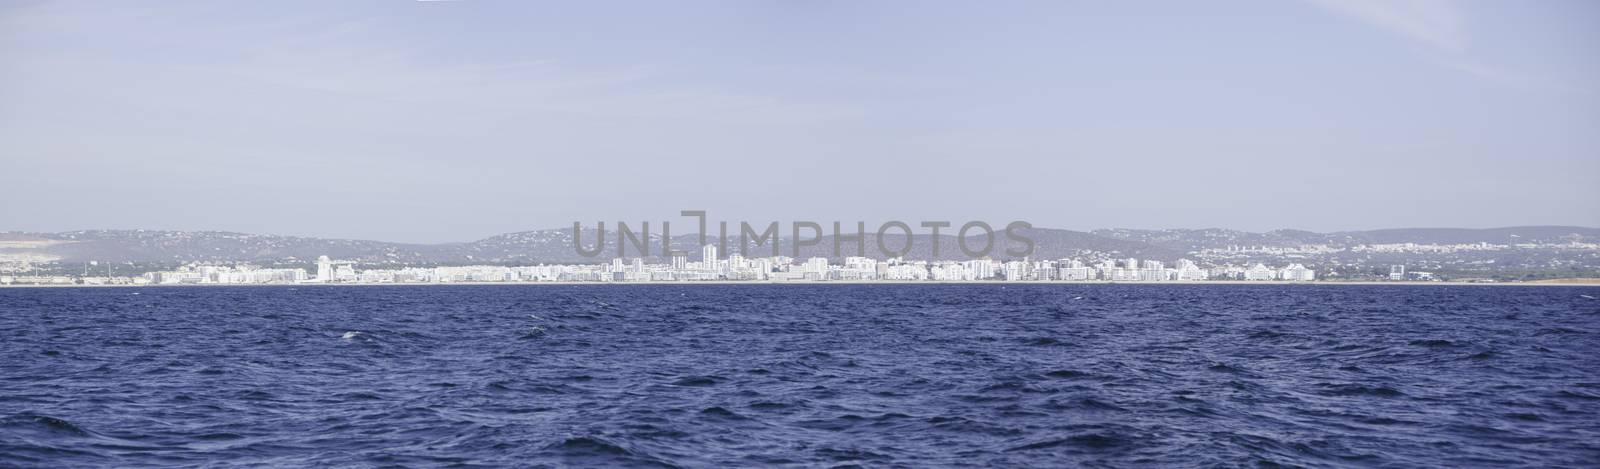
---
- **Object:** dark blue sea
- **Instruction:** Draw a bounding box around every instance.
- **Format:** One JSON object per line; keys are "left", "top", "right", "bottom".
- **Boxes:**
{"left": 2, "top": 285, "right": 1599, "bottom": 468}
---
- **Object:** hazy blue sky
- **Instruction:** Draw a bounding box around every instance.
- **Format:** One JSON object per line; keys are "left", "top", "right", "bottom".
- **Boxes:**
{"left": 2, "top": 0, "right": 1596, "bottom": 243}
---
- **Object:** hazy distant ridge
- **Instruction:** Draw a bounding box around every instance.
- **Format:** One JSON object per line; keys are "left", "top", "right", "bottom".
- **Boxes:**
{"left": 3, "top": 226, "right": 1594, "bottom": 266}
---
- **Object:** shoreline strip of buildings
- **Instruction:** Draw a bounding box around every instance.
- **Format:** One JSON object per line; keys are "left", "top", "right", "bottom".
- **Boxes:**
{"left": 3, "top": 248, "right": 1335, "bottom": 286}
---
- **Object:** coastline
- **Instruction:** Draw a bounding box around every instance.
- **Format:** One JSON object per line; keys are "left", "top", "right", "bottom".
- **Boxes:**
{"left": 3, "top": 279, "right": 1598, "bottom": 288}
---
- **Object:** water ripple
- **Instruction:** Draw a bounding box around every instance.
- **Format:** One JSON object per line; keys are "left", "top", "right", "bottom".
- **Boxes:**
{"left": 2, "top": 284, "right": 1598, "bottom": 467}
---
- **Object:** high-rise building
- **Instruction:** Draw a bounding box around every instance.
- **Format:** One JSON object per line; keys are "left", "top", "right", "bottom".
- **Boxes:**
{"left": 1139, "top": 260, "right": 1165, "bottom": 281}
{"left": 965, "top": 259, "right": 995, "bottom": 279}
{"left": 702, "top": 244, "right": 718, "bottom": 268}
{"left": 671, "top": 252, "right": 688, "bottom": 270}
{"left": 1003, "top": 261, "right": 1024, "bottom": 281}
{"left": 805, "top": 257, "right": 829, "bottom": 277}
{"left": 316, "top": 255, "right": 333, "bottom": 282}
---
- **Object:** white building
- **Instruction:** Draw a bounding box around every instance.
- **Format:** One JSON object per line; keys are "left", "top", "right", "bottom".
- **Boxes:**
{"left": 1244, "top": 263, "right": 1276, "bottom": 281}
{"left": 315, "top": 255, "right": 333, "bottom": 282}
{"left": 1278, "top": 264, "right": 1316, "bottom": 281}
{"left": 701, "top": 244, "right": 718, "bottom": 269}
{"left": 1139, "top": 260, "right": 1165, "bottom": 281}
{"left": 964, "top": 259, "right": 995, "bottom": 279}
{"left": 1174, "top": 259, "right": 1209, "bottom": 281}
{"left": 804, "top": 257, "right": 830, "bottom": 280}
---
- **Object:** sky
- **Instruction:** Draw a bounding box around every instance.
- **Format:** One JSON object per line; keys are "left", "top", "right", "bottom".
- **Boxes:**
{"left": 1, "top": 0, "right": 1597, "bottom": 243}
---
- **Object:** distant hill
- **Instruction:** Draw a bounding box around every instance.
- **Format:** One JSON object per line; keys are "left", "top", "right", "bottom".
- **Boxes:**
{"left": 0, "top": 230, "right": 449, "bottom": 265}
{"left": 1, "top": 226, "right": 1595, "bottom": 267}
{"left": 1331, "top": 226, "right": 1599, "bottom": 245}
{"left": 1091, "top": 226, "right": 1599, "bottom": 250}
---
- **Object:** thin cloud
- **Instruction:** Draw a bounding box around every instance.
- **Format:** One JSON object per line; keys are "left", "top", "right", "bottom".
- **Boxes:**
{"left": 1308, "top": 0, "right": 1591, "bottom": 95}
{"left": 1306, "top": 0, "right": 1467, "bottom": 53}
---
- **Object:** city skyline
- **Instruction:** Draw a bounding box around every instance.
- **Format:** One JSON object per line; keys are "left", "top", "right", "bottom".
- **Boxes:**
{"left": 10, "top": 229, "right": 1598, "bottom": 285}
{"left": 15, "top": 247, "right": 1325, "bottom": 286}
